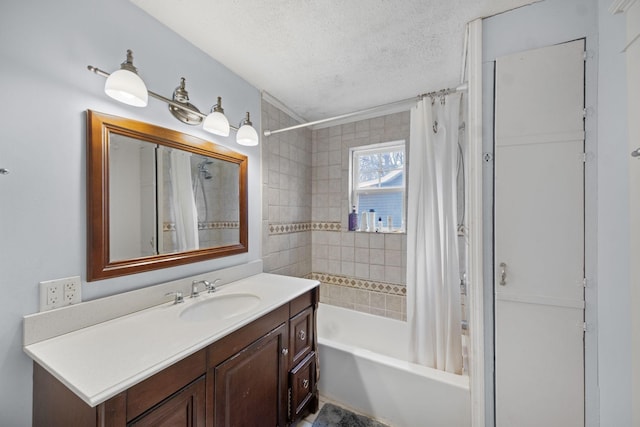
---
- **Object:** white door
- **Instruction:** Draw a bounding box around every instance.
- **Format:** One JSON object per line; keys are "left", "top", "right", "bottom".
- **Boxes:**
{"left": 494, "top": 40, "right": 585, "bottom": 427}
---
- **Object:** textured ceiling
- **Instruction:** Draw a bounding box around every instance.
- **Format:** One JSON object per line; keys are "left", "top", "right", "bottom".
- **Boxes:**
{"left": 130, "top": 0, "right": 537, "bottom": 121}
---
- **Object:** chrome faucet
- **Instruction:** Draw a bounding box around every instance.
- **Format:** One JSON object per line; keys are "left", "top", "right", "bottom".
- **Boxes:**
{"left": 191, "top": 280, "right": 205, "bottom": 298}
{"left": 192, "top": 279, "right": 220, "bottom": 297}
{"left": 165, "top": 291, "right": 184, "bottom": 304}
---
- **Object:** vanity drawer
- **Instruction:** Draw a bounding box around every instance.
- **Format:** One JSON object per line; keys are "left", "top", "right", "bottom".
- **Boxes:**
{"left": 289, "top": 291, "right": 313, "bottom": 317}
{"left": 289, "top": 306, "right": 314, "bottom": 366}
{"left": 127, "top": 349, "right": 206, "bottom": 421}
{"left": 289, "top": 351, "right": 316, "bottom": 421}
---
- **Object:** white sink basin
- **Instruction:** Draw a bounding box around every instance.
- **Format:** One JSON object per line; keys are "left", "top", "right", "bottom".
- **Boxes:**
{"left": 179, "top": 293, "right": 261, "bottom": 322}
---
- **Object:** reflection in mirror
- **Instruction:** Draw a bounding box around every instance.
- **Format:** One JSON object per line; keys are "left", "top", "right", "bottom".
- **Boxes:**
{"left": 87, "top": 110, "right": 248, "bottom": 281}
{"left": 109, "top": 134, "right": 157, "bottom": 261}
{"left": 157, "top": 148, "right": 240, "bottom": 255}
{"left": 108, "top": 139, "right": 241, "bottom": 262}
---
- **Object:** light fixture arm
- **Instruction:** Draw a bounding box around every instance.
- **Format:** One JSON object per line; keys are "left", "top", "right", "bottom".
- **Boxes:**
{"left": 239, "top": 111, "right": 253, "bottom": 127}
{"left": 119, "top": 49, "right": 139, "bottom": 74}
{"left": 87, "top": 65, "right": 239, "bottom": 131}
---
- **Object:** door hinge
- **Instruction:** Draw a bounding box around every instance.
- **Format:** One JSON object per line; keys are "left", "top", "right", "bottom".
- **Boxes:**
{"left": 583, "top": 50, "right": 594, "bottom": 61}
{"left": 583, "top": 277, "right": 588, "bottom": 288}
{"left": 583, "top": 322, "right": 589, "bottom": 332}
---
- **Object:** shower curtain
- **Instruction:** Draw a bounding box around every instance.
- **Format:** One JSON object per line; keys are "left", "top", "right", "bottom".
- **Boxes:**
{"left": 407, "top": 93, "right": 463, "bottom": 374}
{"left": 169, "top": 150, "right": 199, "bottom": 251}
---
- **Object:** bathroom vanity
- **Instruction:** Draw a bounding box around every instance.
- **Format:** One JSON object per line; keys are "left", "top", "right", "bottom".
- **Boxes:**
{"left": 24, "top": 271, "right": 319, "bottom": 427}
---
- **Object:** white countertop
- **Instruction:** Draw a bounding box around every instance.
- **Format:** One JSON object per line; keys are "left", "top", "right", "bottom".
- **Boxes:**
{"left": 24, "top": 273, "right": 318, "bottom": 407}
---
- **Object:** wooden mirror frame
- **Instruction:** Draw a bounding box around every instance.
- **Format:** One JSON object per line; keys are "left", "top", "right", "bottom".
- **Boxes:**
{"left": 86, "top": 110, "right": 248, "bottom": 281}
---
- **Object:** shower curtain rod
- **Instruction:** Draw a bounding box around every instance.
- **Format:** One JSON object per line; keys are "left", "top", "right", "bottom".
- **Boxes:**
{"left": 262, "top": 83, "right": 468, "bottom": 137}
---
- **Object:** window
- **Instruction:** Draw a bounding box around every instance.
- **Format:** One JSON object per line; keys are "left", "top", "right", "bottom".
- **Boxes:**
{"left": 349, "top": 140, "right": 405, "bottom": 231}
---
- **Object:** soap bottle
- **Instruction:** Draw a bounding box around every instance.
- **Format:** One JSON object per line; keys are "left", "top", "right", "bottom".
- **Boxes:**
{"left": 348, "top": 206, "right": 358, "bottom": 231}
{"left": 368, "top": 209, "right": 376, "bottom": 232}
{"left": 377, "top": 217, "right": 383, "bottom": 232}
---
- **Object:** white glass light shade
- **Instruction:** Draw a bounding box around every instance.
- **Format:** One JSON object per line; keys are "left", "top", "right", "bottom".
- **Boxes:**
{"left": 104, "top": 69, "right": 148, "bottom": 107}
{"left": 236, "top": 123, "right": 259, "bottom": 146}
{"left": 203, "top": 111, "right": 230, "bottom": 136}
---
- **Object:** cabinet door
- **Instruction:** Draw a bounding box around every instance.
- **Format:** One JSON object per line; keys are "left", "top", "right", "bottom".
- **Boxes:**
{"left": 213, "top": 323, "right": 288, "bottom": 427}
{"left": 289, "top": 351, "right": 316, "bottom": 422}
{"left": 289, "top": 306, "right": 313, "bottom": 367}
{"left": 128, "top": 375, "right": 206, "bottom": 427}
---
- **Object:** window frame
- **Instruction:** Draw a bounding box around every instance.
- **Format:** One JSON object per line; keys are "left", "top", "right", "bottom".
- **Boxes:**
{"left": 348, "top": 140, "right": 406, "bottom": 232}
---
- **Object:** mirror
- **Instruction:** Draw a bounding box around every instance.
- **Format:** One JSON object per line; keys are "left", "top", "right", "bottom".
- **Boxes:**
{"left": 87, "top": 110, "right": 248, "bottom": 281}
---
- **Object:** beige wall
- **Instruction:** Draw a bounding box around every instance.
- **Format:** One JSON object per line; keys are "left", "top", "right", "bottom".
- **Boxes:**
{"left": 311, "top": 112, "right": 410, "bottom": 320}
{"left": 260, "top": 99, "right": 410, "bottom": 319}
{"left": 261, "top": 100, "right": 313, "bottom": 277}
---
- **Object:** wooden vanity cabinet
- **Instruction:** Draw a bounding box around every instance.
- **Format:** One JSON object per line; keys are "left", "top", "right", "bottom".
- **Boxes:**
{"left": 286, "top": 289, "right": 319, "bottom": 423}
{"left": 207, "top": 304, "right": 290, "bottom": 427}
{"left": 32, "top": 286, "right": 319, "bottom": 427}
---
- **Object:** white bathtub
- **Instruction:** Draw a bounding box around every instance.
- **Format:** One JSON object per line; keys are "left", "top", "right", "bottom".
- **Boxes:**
{"left": 316, "top": 303, "right": 471, "bottom": 427}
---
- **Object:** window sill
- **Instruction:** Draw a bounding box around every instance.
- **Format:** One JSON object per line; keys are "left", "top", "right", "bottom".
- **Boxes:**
{"left": 349, "top": 229, "right": 406, "bottom": 235}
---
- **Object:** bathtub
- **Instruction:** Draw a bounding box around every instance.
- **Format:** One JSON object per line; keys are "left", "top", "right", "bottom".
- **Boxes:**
{"left": 316, "top": 303, "right": 471, "bottom": 427}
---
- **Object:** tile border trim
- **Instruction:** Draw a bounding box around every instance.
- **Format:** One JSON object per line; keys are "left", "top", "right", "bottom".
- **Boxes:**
{"left": 163, "top": 222, "right": 240, "bottom": 231}
{"left": 306, "top": 272, "right": 406, "bottom": 296}
{"left": 269, "top": 221, "right": 341, "bottom": 235}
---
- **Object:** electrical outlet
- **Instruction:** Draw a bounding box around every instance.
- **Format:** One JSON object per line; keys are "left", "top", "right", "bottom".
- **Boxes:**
{"left": 63, "top": 279, "right": 81, "bottom": 305}
{"left": 39, "top": 276, "right": 82, "bottom": 311}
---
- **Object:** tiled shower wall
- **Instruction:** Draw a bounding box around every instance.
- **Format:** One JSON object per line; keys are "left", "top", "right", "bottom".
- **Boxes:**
{"left": 261, "top": 100, "right": 410, "bottom": 320}
{"left": 261, "top": 100, "right": 313, "bottom": 277}
{"left": 311, "top": 112, "right": 411, "bottom": 320}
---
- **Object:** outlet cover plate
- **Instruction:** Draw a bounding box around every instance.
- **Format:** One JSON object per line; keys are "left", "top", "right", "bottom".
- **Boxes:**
{"left": 39, "top": 276, "right": 82, "bottom": 311}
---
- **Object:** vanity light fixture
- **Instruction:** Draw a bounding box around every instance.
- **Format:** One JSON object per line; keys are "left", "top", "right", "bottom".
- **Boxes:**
{"left": 103, "top": 50, "right": 148, "bottom": 107}
{"left": 88, "top": 49, "right": 259, "bottom": 146}
{"left": 203, "top": 97, "right": 230, "bottom": 137}
{"left": 236, "top": 112, "right": 259, "bottom": 146}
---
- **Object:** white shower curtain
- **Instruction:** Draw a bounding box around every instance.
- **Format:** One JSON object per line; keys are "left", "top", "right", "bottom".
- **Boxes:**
{"left": 170, "top": 150, "right": 199, "bottom": 251}
{"left": 407, "top": 94, "right": 463, "bottom": 374}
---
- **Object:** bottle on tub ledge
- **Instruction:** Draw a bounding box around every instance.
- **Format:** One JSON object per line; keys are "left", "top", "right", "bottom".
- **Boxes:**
{"left": 348, "top": 206, "right": 358, "bottom": 231}
{"left": 377, "top": 217, "right": 383, "bottom": 232}
{"left": 360, "top": 211, "right": 368, "bottom": 232}
{"left": 368, "top": 209, "right": 376, "bottom": 232}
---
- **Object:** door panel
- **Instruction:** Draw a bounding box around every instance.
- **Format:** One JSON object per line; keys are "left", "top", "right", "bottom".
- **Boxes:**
{"left": 494, "top": 40, "right": 584, "bottom": 140}
{"left": 213, "top": 324, "right": 287, "bottom": 427}
{"left": 495, "top": 301, "right": 584, "bottom": 427}
{"left": 494, "top": 39, "right": 585, "bottom": 427}
{"left": 495, "top": 139, "right": 584, "bottom": 302}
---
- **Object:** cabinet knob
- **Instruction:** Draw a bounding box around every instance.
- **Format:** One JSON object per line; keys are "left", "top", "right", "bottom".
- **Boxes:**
{"left": 281, "top": 348, "right": 289, "bottom": 355}
{"left": 302, "top": 379, "right": 309, "bottom": 389}
{"left": 298, "top": 330, "right": 306, "bottom": 341}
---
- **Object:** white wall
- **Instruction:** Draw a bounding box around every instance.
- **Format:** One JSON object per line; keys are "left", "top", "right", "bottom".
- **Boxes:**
{"left": 482, "top": 0, "right": 631, "bottom": 425}
{"left": 0, "top": 0, "right": 262, "bottom": 425}
{"left": 626, "top": 3, "right": 640, "bottom": 424}
{"left": 595, "top": 0, "right": 631, "bottom": 424}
